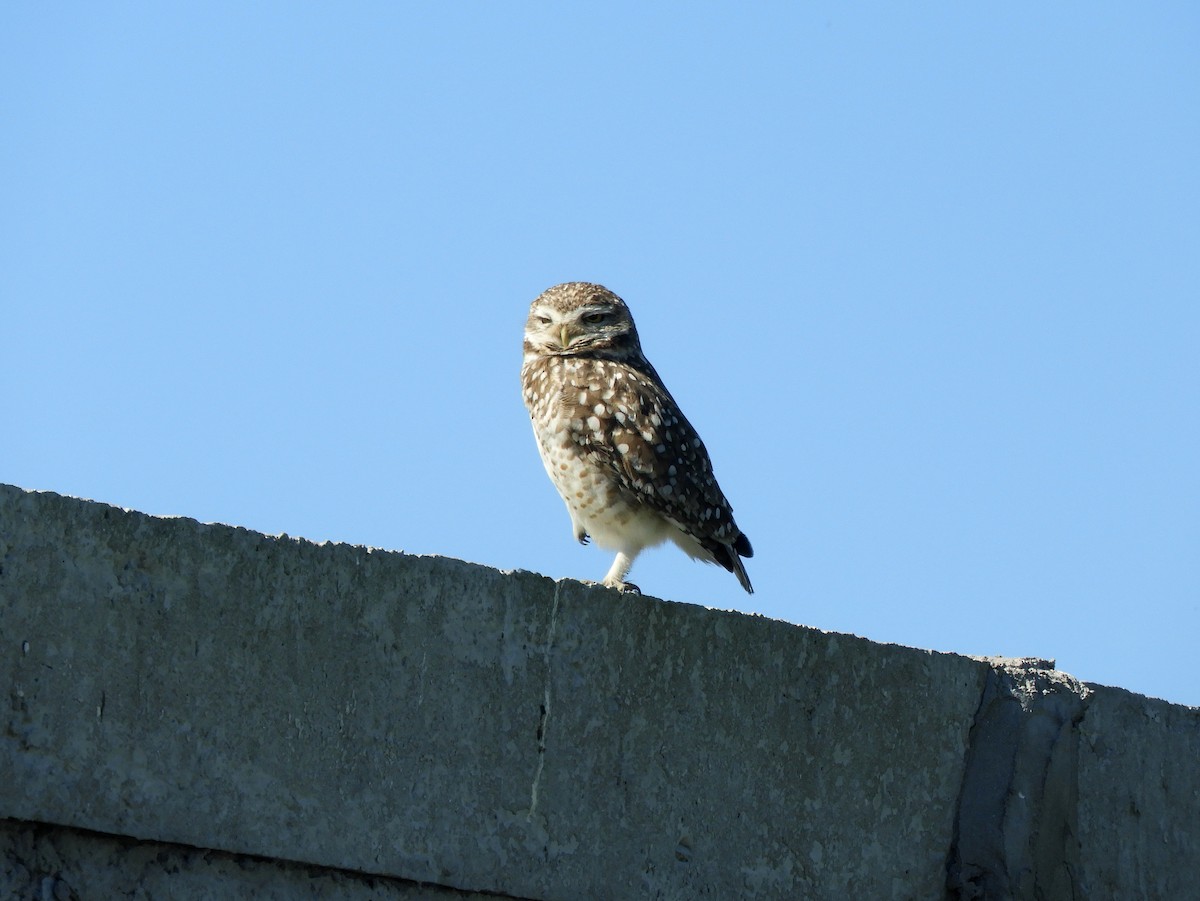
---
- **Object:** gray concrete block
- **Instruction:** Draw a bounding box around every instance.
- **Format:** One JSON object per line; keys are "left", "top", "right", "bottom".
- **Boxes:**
{"left": 0, "top": 484, "right": 985, "bottom": 898}
{"left": 3, "top": 483, "right": 1198, "bottom": 899}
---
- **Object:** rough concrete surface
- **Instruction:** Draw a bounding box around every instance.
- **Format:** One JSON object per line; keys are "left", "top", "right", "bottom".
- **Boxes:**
{"left": 1075, "top": 685, "right": 1199, "bottom": 899}
{"left": 1, "top": 483, "right": 1197, "bottom": 900}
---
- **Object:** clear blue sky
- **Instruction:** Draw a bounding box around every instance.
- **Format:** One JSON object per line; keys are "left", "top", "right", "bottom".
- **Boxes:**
{"left": 4, "top": 4, "right": 1197, "bottom": 706}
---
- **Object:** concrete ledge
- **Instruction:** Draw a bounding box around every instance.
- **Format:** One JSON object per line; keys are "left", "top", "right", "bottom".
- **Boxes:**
{"left": 1, "top": 484, "right": 1196, "bottom": 899}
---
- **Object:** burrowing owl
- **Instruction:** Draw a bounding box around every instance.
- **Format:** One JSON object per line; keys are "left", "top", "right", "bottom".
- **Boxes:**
{"left": 521, "top": 282, "right": 753, "bottom": 594}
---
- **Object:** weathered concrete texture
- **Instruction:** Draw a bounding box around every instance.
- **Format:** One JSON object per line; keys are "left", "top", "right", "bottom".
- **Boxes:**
{"left": 943, "top": 663, "right": 1200, "bottom": 901}
{"left": 0, "top": 818, "right": 510, "bottom": 900}
{"left": 1, "top": 484, "right": 1198, "bottom": 900}
{"left": 1075, "top": 685, "right": 1200, "bottom": 899}
{"left": 0, "top": 484, "right": 983, "bottom": 899}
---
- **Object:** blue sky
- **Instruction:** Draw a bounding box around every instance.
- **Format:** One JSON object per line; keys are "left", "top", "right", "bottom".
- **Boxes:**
{"left": 4, "top": 4, "right": 1197, "bottom": 706}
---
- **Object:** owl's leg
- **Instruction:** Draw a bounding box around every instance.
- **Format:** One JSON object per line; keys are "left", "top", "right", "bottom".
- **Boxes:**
{"left": 602, "top": 551, "right": 641, "bottom": 594}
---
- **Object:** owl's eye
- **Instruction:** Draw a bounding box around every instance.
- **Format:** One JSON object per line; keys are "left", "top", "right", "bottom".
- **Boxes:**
{"left": 582, "top": 312, "right": 609, "bottom": 325}
{"left": 536, "top": 315, "right": 552, "bottom": 326}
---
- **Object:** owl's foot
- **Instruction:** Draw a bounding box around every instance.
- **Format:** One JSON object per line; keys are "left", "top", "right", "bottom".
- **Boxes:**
{"left": 602, "top": 551, "right": 639, "bottom": 594}
{"left": 603, "top": 578, "right": 641, "bottom": 595}
{"left": 577, "top": 532, "right": 590, "bottom": 545}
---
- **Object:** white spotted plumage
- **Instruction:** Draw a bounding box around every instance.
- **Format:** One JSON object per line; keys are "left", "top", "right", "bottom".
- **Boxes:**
{"left": 521, "top": 282, "right": 753, "bottom": 594}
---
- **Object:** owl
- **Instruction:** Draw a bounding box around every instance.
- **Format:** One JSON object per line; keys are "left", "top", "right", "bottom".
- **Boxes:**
{"left": 521, "top": 282, "right": 753, "bottom": 594}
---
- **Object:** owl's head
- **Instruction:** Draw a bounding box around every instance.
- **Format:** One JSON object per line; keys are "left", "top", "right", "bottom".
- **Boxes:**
{"left": 524, "top": 282, "right": 642, "bottom": 358}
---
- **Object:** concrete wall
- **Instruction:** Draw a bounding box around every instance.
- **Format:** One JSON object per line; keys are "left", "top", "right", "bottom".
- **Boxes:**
{"left": 1, "top": 483, "right": 1196, "bottom": 899}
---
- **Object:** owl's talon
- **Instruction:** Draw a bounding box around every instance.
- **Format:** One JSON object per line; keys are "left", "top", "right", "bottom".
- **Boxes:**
{"left": 602, "top": 578, "right": 641, "bottom": 595}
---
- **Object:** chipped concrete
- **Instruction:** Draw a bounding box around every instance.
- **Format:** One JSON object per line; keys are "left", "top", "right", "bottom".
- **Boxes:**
{"left": 946, "top": 659, "right": 1087, "bottom": 899}
{"left": 1, "top": 484, "right": 1197, "bottom": 899}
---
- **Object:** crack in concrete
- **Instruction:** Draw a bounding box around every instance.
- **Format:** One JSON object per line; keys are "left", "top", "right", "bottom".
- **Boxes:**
{"left": 527, "top": 581, "right": 562, "bottom": 821}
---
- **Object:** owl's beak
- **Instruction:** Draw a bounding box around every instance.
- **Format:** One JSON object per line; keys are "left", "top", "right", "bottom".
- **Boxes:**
{"left": 560, "top": 324, "right": 571, "bottom": 349}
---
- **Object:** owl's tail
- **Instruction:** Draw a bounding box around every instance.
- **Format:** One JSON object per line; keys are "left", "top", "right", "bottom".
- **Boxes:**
{"left": 713, "top": 532, "right": 754, "bottom": 594}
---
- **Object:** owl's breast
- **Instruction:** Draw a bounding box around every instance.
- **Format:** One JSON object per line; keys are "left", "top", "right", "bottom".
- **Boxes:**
{"left": 530, "top": 405, "right": 610, "bottom": 503}
{"left": 533, "top": 413, "right": 666, "bottom": 549}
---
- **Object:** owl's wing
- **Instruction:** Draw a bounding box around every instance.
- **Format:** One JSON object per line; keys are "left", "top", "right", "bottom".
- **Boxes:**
{"left": 562, "top": 359, "right": 752, "bottom": 560}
